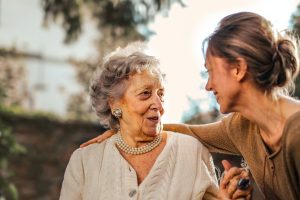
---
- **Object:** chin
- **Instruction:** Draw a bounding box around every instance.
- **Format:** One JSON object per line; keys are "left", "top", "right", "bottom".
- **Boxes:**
{"left": 219, "top": 108, "right": 227, "bottom": 114}
{"left": 219, "top": 105, "right": 229, "bottom": 114}
{"left": 144, "top": 128, "right": 160, "bottom": 137}
{"left": 219, "top": 103, "right": 234, "bottom": 114}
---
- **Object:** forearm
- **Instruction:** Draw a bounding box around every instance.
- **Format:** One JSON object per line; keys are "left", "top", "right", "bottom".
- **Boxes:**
{"left": 164, "top": 121, "right": 239, "bottom": 155}
{"left": 163, "top": 124, "right": 200, "bottom": 139}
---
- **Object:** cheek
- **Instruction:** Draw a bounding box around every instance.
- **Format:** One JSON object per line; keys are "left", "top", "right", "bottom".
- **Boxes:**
{"left": 160, "top": 105, "right": 165, "bottom": 116}
{"left": 135, "top": 104, "right": 149, "bottom": 115}
{"left": 222, "top": 83, "right": 241, "bottom": 107}
{"left": 125, "top": 103, "right": 148, "bottom": 118}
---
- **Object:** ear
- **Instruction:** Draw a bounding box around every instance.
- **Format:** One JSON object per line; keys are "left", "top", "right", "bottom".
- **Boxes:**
{"left": 109, "top": 97, "right": 123, "bottom": 111}
{"left": 233, "top": 57, "right": 248, "bottom": 82}
{"left": 108, "top": 97, "right": 116, "bottom": 110}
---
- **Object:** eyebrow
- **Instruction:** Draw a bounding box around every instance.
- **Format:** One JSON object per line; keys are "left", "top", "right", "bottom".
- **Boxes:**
{"left": 135, "top": 84, "right": 164, "bottom": 92}
{"left": 137, "top": 84, "right": 151, "bottom": 89}
{"left": 132, "top": 85, "right": 151, "bottom": 94}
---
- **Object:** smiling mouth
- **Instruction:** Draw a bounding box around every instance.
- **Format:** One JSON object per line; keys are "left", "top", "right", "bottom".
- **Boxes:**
{"left": 147, "top": 116, "right": 160, "bottom": 123}
{"left": 213, "top": 92, "right": 219, "bottom": 101}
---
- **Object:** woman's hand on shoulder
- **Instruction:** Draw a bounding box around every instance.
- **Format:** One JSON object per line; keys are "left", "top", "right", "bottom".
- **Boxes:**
{"left": 218, "top": 160, "right": 252, "bottom": 200}
{"left": 80, "top": 130, "right": 116, "bottom": 148}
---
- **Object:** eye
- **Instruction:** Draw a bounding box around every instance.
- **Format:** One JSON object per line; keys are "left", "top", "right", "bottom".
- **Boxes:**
{"left": 206, "top": 68, "right": 212, "bottom": 73}
{"left": 141, "top": 90, "right": 151, "bottom": 95}
{"left": 158, "top": 90, "right": 165, "bottom": 102}
{"left": 139, "top": 90, "right": 151, "bottom": 99}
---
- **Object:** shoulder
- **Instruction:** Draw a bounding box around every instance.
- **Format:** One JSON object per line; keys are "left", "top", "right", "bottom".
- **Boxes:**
{"left": 166, "top": 131, "right": 210, "bottom": 155}
{"left": 166, "top": 131, "right": 215, "bottom": 174}
{"left": 283, "top": 111, "right": 300, "bottom": 149}
{"left": 167, "top": 131, "right": 200, "bottom": 146}
{"left": 80, "top": 140, "right": 108, "bottom": 156}
{"left": 220, "top": 113, "right": 254, "bottom": 137}
{"left": 69, "top": 139, "right": 111, "bottom": 166}
{"left": 225, "top": 112, "right": 251, "bottom": 127}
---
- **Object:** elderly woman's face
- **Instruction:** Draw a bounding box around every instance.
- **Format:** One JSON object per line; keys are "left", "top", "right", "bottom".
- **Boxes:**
{"left": 117, "top": 70, "right": 165, "bottom": 137}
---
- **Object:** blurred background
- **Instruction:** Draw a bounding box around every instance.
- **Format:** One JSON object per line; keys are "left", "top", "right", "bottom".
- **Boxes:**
{"left": 0, "top": 0, "right": 300, "bottom": 199}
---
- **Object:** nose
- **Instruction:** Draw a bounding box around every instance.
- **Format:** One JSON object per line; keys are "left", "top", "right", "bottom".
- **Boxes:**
{"left": 150, "top": 94, "right": 164, "bottom": 112}
{"left": 205, "top": 78, "right": 212, "bottom": 91}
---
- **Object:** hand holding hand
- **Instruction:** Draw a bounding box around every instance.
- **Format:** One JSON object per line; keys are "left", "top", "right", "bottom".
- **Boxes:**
{"left": 218, "top": 160, "right": 252, "bottom": 200}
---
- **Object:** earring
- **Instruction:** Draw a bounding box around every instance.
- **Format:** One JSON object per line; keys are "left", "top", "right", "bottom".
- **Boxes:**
{"left": 112, "top": 108, "right": 122, "bottom": 118}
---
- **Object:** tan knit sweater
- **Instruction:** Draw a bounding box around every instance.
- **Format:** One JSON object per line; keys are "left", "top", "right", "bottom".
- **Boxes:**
{"left": 59, "top": 132, "right": 219, "bottom": 200}
{"left": 192, "top": 111, "right": 300, "bottom": 200}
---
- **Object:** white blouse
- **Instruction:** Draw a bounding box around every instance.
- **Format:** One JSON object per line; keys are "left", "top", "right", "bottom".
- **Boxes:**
{"left": 59, "top": 132, "right": 219, "bottom": 200}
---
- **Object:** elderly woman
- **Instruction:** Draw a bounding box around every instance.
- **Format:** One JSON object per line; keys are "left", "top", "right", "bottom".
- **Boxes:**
{"left": 60, "top": 44, "right": 250, "bottom": 200}
{"left": 60, "top": 45, "right": 219, "bottom": 200}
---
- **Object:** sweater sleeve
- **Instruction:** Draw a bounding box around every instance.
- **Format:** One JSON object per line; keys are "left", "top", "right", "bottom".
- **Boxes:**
{"left": 59, "top": 149, "right": 84, "bottom": 200}
{"left": 201, "top": 147, "right": 219, "bottom": 200}
{"left": 188, "top": 113, "right": 240, "bottom": 155}
{"left": 192, "top": 142, "right": 219, "bottom": 200}
{"left": 283, "top": 115, "right": 300, "bottom": 199}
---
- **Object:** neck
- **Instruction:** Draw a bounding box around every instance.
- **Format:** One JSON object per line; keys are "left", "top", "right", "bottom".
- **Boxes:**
{"left": 234, "top": 90, "right": 285, "bottom": 151}
{"left": 119, "top": 126, "right": 159, "bottom": 148}
{"left": 115, "top": 131, "right": 163, "bottom": 155}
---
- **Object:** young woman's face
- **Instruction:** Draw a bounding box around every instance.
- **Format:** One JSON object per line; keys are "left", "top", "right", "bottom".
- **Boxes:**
{"left": 116, "top": 70, "right": 165, "bottom": 137}
{"left": 205, "top": 55, "right": 242, "bottom": 113}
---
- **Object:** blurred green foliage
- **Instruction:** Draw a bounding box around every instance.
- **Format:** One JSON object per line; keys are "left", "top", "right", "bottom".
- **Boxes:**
{"left": 0, "top": 105, "right": 61, "bottom": 121}
{"left": 0, "top": 86, "right": 26, "bottom": 200}
{"left": 0, "top": 121, "right": 26, "bottom": 200}
{"left": 0, "top": 54, "right": 26, "bottom": 200}
{"left": 42, "top": 0, "right": 185, "bottom": 43}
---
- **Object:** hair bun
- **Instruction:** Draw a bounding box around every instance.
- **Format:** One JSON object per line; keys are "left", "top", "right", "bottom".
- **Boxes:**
{"left": 271, "top": 38, "right": 299, "bottom": 88}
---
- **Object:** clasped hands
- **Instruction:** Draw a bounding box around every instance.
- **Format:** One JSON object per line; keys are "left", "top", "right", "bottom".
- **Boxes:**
{"left": 218, "top": 160, "right": 252, "bottom": 200}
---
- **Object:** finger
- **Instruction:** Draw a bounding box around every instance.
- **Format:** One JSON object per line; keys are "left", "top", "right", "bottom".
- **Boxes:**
{"left": 221, "top": 160, "right": 238, "bottom": 188}
{"left": 95, "top": 130, "right": 115, "bottom": 143}
{"left": 232, "top": 186, "right": 253, "bottom": 199}
{"left": 240, "top": 168, "right": 250, "bottom": 178}
{"left": 80, "top": 137, "right": 100, "bottom": 148}
{"left": 80, "top": 130, "right": 116, "bottom": 148}
{"left": 220, "top": 167, "right": 243, "bottom": 188}
{"left": 102, "top": 130, "right": 115, "bottom": 141}
{"left": 222, "top": 160, "right": 233, "bottom": 171}
{"left": 218, "top": 189, "right": 231, "bottom": 200}
{"left": 226, "top": 175, "right": 240, "bottom": 198}
{"left": 246, "top": 193, "right": 251, "bottom": 200}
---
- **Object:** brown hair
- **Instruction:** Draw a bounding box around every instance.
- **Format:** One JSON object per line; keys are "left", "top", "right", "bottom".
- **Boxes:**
{"left": 203, "top": 12, "right": 299, "bottom": 95}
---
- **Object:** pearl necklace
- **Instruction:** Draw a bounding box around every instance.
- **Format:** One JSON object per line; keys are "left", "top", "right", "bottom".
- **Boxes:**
{"left": 115, "top": 131, "right": 162, "bottom": 155}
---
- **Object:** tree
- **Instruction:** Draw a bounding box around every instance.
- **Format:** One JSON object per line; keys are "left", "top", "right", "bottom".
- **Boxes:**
{"left": 42, "top": 0, "right": 185, "bottom": 121}
{"left": 42, "top": 0, "right": 185, "bottom": 43}
{"left": 0, "top": 51, "right": 29, "bottom": 108}
{"left": 0, "top": 48, "right": 27, "bottom": 200}
{"left": 0, "top": 120, "right": 26, "bottom": 200}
